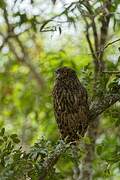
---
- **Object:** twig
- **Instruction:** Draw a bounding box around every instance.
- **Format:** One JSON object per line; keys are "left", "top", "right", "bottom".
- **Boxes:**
{"left": 99, "top": 0, "right": 112, "bottom": 62}
{"left": 79, "top": 8, "right": 99, "bottom": 74}
{"left": 103, "top": 38, "right": 120, "bottom": 51}
{"left": 80, "top": 10, "right": 97, "bottom": 61}
{"left": 103, "top": 71, "right": 120, "bottom": 74}
{"left": 83, "top": 1, "right": 99, "bottom": 54}
{"left": 85, "top": 20, "right": 99, "bottom": 74}
{"left": 0, "top": 36, "right": 8, "bottom": 51}
{"left": 40, "top": 0, "right": 81, "bottom": 31}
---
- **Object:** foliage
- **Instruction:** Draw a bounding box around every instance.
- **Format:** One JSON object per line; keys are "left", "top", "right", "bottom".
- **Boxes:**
{"left": 0, "top": 127, "right": 65, "bottom": 180}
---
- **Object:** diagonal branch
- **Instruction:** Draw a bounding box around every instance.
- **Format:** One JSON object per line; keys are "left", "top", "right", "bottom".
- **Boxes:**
{"left": 39, "top": 141, "right": 68, "bottom": 180}
{"left": 89, "top": 91, "right": 120, "bottom": 120}
{"left": 8, "top": 38, "right": 44, "bottom": 87}
{"left": 103, "top": 38, "right": 120, "bottom": 51}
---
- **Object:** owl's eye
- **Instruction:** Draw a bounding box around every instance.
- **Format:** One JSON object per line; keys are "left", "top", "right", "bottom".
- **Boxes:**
{"left": 63, "top": 71, "right": 68, "bottom": 75}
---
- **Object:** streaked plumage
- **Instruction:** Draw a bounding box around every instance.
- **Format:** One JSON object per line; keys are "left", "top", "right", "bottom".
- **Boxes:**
{"left": 53, "top": 67, "right": 89, "bottom": 142}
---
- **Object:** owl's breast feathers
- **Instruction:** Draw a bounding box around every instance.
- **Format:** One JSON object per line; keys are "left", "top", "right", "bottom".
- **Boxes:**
{"left": 53, "top": 78, "right": 89, "bottom": 142}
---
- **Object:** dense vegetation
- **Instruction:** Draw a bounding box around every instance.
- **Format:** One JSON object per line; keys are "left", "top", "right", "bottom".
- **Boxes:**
{"left": 0, "top": 0, "right": 120, "bottom": 179}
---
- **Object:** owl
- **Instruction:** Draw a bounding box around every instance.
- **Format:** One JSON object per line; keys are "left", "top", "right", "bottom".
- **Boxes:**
{"left": 53, "top": 67, "right": 89, "bottom": 143}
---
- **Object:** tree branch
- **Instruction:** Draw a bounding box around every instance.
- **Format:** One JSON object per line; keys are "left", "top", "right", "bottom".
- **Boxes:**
{"left": 102, "top": 71, "right": 120, "bottom": 74}
{"left": 39, "top": 141, "right": 68, "bottom": 180}
{"left": 89, "top": 90, "right": 120, "bottom": 120}
{"left": 40, "top": 1, "right": 81, "bottom": 31}
{"left": 98, "top": 0, "right": 112, "bottom": 64}
{"left": 79, "top": 9, "right": 99, "bottom": 74}
{"left": 8, "top": 38, "right": 44, "bottom": 87}
{"left": 83, "top": 1, "right": 99, "bottom": 54}
{"left": 1, "top": 8, "right": 44, "bottom": 87}
{"left": 103, "top": 38, "right": 120, "bottom": 51}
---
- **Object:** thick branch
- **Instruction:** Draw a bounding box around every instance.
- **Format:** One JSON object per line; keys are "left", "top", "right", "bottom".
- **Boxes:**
{"left": 89, "top": 90, "right": 120, "bottom": 121}
{"left": 99, "top": 0, "right": 112, "bottom": 64}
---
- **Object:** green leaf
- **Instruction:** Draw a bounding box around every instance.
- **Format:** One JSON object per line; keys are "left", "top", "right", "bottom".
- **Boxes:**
{"left": 12, "top": 138, "right": 20, "bottom": 144}
{"left": 83, "top": 136, "right": 91, "bottom": 144}
{"left": 3, "top": 136, "right": 8, "bottom": 141}
{"left": 6, "top": 141, "right": 12, "bottom": 150}
{"left": 10, "top": 134, "right": 20, "bottom": 144}
{"left": 0, "top": 128, "right": 5, "bottom": 136}
{"left": 10, "top": 134, "right": 18, "bottom": 139}
{"left": 0, "top": 138, "right": 4, "bottom": 145}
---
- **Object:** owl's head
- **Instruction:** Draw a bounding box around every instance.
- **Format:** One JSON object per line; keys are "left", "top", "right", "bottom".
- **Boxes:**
{"left": 55, "top": 67, "right": 77, "bottom": 80}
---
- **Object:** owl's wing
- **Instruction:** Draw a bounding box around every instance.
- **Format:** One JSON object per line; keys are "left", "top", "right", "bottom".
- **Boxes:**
{"left": 76, "top": 85, "right": 89, "bottom": 136}
{"left": 53, "top": 81, "right": 89, "bottom": 141}
{"left": 66, "top": 83, "right": 89, "bottom": 112}
{"left": 65, "top": 84, "right": 89, "bottom": 136}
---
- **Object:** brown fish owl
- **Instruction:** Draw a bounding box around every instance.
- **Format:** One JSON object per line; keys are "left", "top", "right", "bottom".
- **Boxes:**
{"left": 53, "top": 67, "right": 89, "bottom": 143}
